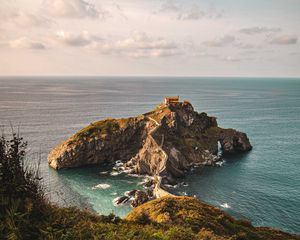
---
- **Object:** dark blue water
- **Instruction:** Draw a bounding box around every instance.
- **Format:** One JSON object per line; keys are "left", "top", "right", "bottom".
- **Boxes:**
{"left": 0, "top": 77, "right": 299, "bottom": 233}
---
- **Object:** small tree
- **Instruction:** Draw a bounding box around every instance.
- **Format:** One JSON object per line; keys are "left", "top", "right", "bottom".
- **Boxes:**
{"left": 0, "top": 131, "right": 42, "bottom": 201}
{"left": 0, "top": 131, "right": 44, "bottom": 239}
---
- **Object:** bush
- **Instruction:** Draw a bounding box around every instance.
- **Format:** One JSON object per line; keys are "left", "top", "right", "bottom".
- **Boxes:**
{"left": 0, "top": 131, "right": 45, "bottom": 239}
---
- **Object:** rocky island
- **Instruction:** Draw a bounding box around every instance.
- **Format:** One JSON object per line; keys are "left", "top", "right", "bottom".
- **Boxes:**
{"left": 48, "top": 97, "right": 252, "bottom": 206}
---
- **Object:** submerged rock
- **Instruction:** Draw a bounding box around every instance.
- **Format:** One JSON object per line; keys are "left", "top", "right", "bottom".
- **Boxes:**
{"left": 114, "top": 196, "right": 130, "bottom": 205}
{"left": 131, "top": 190, "right": 150, "bottom": 208}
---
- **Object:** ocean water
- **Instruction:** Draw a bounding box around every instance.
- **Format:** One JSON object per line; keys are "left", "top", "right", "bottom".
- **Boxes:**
{"left": 0, "top": 76, "right": 299, "bottom": 233}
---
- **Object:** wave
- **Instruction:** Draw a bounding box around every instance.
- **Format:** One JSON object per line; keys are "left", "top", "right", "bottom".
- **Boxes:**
{"left": 215, "top": 160, "right": 226, "bottom": 167}
{"left": 220, "top": 203, "right": 231, "bottom": 209}
{"left": 115, "top": 160, "right": 124, "bottom": 167}
{"left": 91, "top": 183, "right": 111, "bottom": 190}
{"left": 110, "top": 171, "right": 120, "bottom": 176}
{"left": 128, "top": 173, "right": 145, "bottom": 178}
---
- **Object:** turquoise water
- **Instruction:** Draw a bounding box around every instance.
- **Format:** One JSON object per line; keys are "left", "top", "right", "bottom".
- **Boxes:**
{"left": 60, "top": 166, "right": 144, "bottom": 216}
{"left": 0, "top": 77, "right": 299, "bottom": 233}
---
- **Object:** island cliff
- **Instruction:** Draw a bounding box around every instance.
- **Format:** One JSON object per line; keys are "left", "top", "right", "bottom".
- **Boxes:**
{"left": 48, "top": 98, "right": 252, "bottom": 201}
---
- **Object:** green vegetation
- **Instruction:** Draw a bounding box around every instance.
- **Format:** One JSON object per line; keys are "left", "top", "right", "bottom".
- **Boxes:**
{"left": 75, "top": 119, "right": 120, "bottom": 138}
{"left": 1, "top": 132, "right": 298, "bottom": 239}
{"left": 65, "top": 119, "right": 121, "bottom": 146}
{"left": 127, "top": 197, "right": 299, "bottom": 240}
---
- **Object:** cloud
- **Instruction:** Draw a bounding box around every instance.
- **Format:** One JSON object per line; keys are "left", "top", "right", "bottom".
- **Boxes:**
{"left": 239, "top": 27, "right": 281, "bottom": 35}
{"left": 53, "top": 30, "right": 179, "bottom": 58}
{"left": 269, "top": 35, "right": 298, "bottom": 45}
{"left": 90, "top": 31, "right": 180, "bottom": 58}
{"left": 9, "top": 37, "right": 46, "bottom": 50}
{"left": 203, "top": 35, "right": 235, "bottom": 47}
{"left": 222, "top": 56, "right": 242, "bottom": 62}
{"left": 234, "top": 42, "right": 255, "bottom": 49}
{"left": 158, "top": 1, "right": 223, "bottom": 20}
{"left": 0, "top": 3, "right": 53, "bottom": 28}
{"left": 55, "top": 30, "right": 101, "bottom": 46}
{"left": 13, "top": 11, "right": 53, "bottom": 28}
{"left": 112, "top": 3, "right": 128, "bottom": 21}
{"left": 44, "top": 0, "right": 108, "bottom": 19}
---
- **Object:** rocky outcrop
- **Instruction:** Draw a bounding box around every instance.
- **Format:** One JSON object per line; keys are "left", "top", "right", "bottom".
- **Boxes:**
{"left": 113, "top": 189, "right": 154, "bottom": 208}
{"left": 48, "top": 100, "right": 252, "bottom": 200}
{"left": 48, "top": 117, "right": 149, "bottom": 169}
{"left": 219, "top": 130, "right": 252, "bottom": 154}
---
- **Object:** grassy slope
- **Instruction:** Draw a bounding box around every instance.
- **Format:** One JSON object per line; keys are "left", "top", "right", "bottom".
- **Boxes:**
{"left": 2, "top": 196, "right": 299, "bottom": 240}
{"left": 127, "top": 196, "right": 299, "bottom": 240}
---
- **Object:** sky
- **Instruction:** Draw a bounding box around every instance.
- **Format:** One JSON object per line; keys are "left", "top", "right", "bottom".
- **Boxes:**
{"left": 0, "top": 0, "right": 300, "bottom": 77}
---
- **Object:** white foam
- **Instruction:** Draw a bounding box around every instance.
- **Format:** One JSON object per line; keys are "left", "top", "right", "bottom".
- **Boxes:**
{"left": 110, "top": 171, "right": 120, "bottom": 176}
{"left": 165, "top": 184, "right": 178, "bottom": 189}
{"left": 115, "top": 160, "right": 124, "bottom": 167}
{"left": 112, "top": 196, "right": 130, "bottom": 206}
{"left": 128, "top": 173, "right": 144, "bottom": 178}
{"left": 112, "top": 197, "right": 120, "bottom": 206}
{"left": 217, "top": 141, "right": 223, "bottom": 157}
{"left": 215, "top": 160, "right": 226, "bottom": 167}
{"left": 220, "top": 203, "right": 231, "bottom": 209}
{"left": 91, "top": 183, "right": 111, "bottom": 190}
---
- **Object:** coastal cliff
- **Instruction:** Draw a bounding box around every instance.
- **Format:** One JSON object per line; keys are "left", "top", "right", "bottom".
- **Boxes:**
{"left": 48, "top": 99, "right": 252, "bottom": 200}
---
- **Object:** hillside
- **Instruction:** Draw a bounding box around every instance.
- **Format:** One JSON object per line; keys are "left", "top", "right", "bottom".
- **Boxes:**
{"left": 128, "top": 196, "right": 299, "bottom": 240}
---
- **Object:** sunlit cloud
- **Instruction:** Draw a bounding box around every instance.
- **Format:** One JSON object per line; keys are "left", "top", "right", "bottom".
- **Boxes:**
{"left": 239, "top": 27, "right": 281, "bottom": 35}
{"left": 158, "top": 0, "right": 223, "bottom": 20}
{"left": 43, "top": 0, "right": 108, "bottom": 19}
{"left": 9, "top": 37, "right": 46, "bottom": 50}
{"left": 55, "top": 30, "right": 101, "bottom": 46}
{"left": 89, "top": 31, "right": 181, "bottom": 58}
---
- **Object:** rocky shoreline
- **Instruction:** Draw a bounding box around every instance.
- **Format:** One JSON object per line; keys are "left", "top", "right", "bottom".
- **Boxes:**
{"left": 48, "top": 98, "right": 252, "bottom": 207}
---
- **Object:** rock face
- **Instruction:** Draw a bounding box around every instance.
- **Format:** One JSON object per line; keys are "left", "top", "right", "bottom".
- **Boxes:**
{"left": 48, "top": 100, "right": 252, "bottom": 198}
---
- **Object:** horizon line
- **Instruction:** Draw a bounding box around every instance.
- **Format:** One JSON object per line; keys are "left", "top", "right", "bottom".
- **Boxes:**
{"left": 0, "top": 75, "right": 300, "bottom": 79}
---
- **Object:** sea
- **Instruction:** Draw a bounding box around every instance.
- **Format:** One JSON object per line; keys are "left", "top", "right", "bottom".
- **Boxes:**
{"left": 0, "top": 76, "right": 299, "bottom": 234}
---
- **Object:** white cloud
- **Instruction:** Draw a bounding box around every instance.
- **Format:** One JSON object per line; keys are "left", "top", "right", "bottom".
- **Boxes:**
{"left": 269, "top": 35, "right": 298, "bottom": 45}
{"left": 53, "top": 30, "right": 180, "bottom": 58}
{"left": 13, "top": 11, "right": 53, "bottom": 28}
{"left": 222, "top": 56, "right": 242, "bottom": 62}
{"left": 55, "top": 30, "right": 100, "bottom": 46}
{"left": 9, "top": 37, "right": 46, "bottom": 50}
{"left": 0, "top": 3, "right": 52, "bottom": 28}
{"left": 44, "top": 0, "right": 108, "bottom": 19}
{"left": 234, "top": 42, "right": 255, "bottom": 49}
{"left": 90, "top": 31, "right": 180, "bottom": 58}
{"left": 159, "top": 1, "right": 223, "bottom": 20}
{"left": 239, "top": 27, "right": 281, "bottom": 35}
{"left": 203, "top": 35, "right": 235, "bottom": 47}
